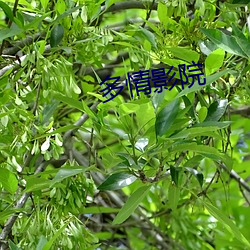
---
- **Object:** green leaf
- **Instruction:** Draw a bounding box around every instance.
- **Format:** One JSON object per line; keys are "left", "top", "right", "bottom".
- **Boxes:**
{"left": 155, "top": 98, "right": 179, "bottom": 137}
{"left": 176, "top": 69, "right": 232, "bottom": 98}
{"left": 138, "top": 27, "right": 157, "bottom": 49}
{"left": 198, "top": 106, "right": 208, "bottom": 123}
{"left": 0, "top": 26, "right": 23, "bottom": 42}
{"left": 0, "top": 1, "right": 14, "bottom": 21}
{"left": 40, "top": 0, "right": 49, "bottom": 9}
{"left": 168, "top": 182, "right": 180, "bottom": 210}
{"left": 0, "top": 168, "right": 18, "bottom": 194}
{"left": 53, "top": 92, "right": 84, "bottom": 112}
{"left": 51, "top": 166, "right": 86, "bottom": 186}
{"left": 112, "top": 185, "right": 151, "bottom": 224}
{"left": 157, "top": 2, "right": 168, "bottom": 24}
{"left": 231, "top": 24, "right": 247, "bottom": 40}
{"left": 119, "top": 103, "right": 140, "bottom": 115}
{"left": 170, "top": 166, "right": 180, "bottom": 186}
{"left": 203, "top": 201, "right": 250, "bottom": 248}
{"left": 170, "top": 126, "right": 221, "bottom": 139}
{"left": 185, "top": 167, "right": 204, "bottom": 187}
{"left": 9, "top": 241, "right": 21, "bottom": 250}
{"left": 80, "top": 206, "right": 120, "bottom": 214}
{"left": 234, "top": 35, "right": 250, "bottom": 58}
{"left": 183, "top": 155, "right": 203, "bottom": 168}
{"left": 98, "top": 172, "right": 137, "bottom": 191}
{"left": 152, "top": 89, "right": 167, "bottom": 111}
{"left": 200, "top": 28, "right": 247, "bottom": 58}
{"left": 205, "top": 99, "right": 228, "bottom": 122}
{"left": 171, "top": 143, "right": 229, "bottom": 165}
{"left": 205, "top": 48, "right": 225, "bottom": 75}
{"left": 42, "top": 223, "right": 69, "bottom": 250}
{"left": 0, "top": 209, "right": 23, "bottom": 223}
{"left": 54, "top": 5, "right": 83, "bottom": 24}
{"left": 24, "top": 12, "right": 52, "bottom": 30}
{"left": 34, "top": 125, "right": 79, "bottom": 140}
{"left": 168, "top": 47, "right": 200, "bottom": 63}
{"left": 41, "top": 100, "right": 60, "bottom": 125}
{"left": 182, "top": 95, "right": 195, "bottom": 119}
{"left": 36, "top": 236, "right": 48, "bottom": 250}
{"left": 193, "top": 121, "right": 231, "bottom": 129}
{"left": 24, "top": 177, "right": 51, "bottom": 192}
{"left": 50, "top": 24, "right": 64, "bottom": 47}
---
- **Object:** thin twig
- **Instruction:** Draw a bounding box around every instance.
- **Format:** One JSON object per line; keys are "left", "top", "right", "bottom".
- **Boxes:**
{"left": 141, "top": 0, "right": 156, "bottom": 28}
{"left": 219, "top": 162, "right": 250, "bottom": 193}
{"left": 32, "top": 80, "right": 42, "bottom": 115}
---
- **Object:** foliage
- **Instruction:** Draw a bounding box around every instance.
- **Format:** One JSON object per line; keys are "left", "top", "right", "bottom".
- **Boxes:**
{"left": 0, "top": 0, "right": 250, "bottom": 249}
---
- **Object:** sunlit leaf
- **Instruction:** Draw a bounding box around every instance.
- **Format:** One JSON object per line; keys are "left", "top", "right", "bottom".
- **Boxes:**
{"left": 98, "top": 172, "right": 137, "bottom": 191}
{"left": 205, "top": 48, "right": 225, "bottom": 75}
{"left": 168, "top": 182, "right": 180, "bottom": 210}
{"left": 0, "top": 168, "right": 18, "bottom": 194}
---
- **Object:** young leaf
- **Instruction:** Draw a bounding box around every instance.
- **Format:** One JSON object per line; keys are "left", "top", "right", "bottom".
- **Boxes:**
{"left": 112, "top": 185, "right": 151, "bottom": 224}
{"left": 168, "top": 47, "right": 200, "bottom": 63}
{"left": 155, "top": 98, "right": 179, "bottom": 137}
{"left": 50, "top": 24, "right": 64, "bottom": 47}
{"left": 205, "top": 48, "right": 225, "bottom": 75}
{"left": 168, "top": 182, "right": 180, "bottom": 210}
{"left": 0, "top": 1, "right": 14, "bottom": 22}
{"left": 98, "top": 172, "right": 137, "bottom": 191}
{"left": 198, "top": 106, "right": 208, "bottom": 122}
{"left": 0, "top": 168, "right": 18, "bottom": 194}
{"left": 157, "top": 1, "right": 168, "bottom": 24}
{"left": 50, "top": 166, "right": 86, "bottom": 186}
{"left": 42, "top": 223, "right": 69, "bottom": 250}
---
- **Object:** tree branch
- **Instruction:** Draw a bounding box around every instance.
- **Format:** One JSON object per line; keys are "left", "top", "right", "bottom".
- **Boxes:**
{"left": 2, "top": 32, "right": 46, "bottom": 56}
{"left": 0, "top": 45, "right": 50, "bottom": 78}
{"left": 219, "top": 162, "right": 250, "bottom": 193}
